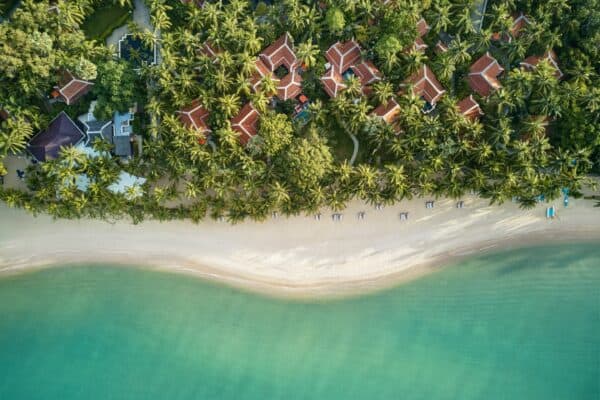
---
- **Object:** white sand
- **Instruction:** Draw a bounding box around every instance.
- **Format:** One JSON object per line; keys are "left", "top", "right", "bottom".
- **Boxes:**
{"left": 1, "top": 193, "right": 599, "bottom": 298}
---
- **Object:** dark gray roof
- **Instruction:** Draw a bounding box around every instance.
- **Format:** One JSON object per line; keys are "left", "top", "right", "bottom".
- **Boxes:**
{"left": 85, "top": 120, "right": 111, "bottom": 133}
{"left": 113, "top": 135, "right": 132, "bottom": 157}
{"left": 28, "top": 112, "right": 85, "bottom": 161}
{"left": 86, "top": 122, "right": 114, "bottom": 147}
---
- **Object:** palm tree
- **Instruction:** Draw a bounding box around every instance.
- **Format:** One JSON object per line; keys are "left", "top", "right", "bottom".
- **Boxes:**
{"left": 296, "top": 41, "right": 320, "bottom": 68}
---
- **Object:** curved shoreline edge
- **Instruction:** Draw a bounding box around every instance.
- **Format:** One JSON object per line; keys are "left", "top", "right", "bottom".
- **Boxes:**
{"left": 1, "top": 195, "right": 600, "bottom": 299}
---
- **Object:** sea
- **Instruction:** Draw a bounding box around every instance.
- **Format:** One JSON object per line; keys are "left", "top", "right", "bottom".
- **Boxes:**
{"left": 0, "top": 242, "right": 598, "bottom": 399}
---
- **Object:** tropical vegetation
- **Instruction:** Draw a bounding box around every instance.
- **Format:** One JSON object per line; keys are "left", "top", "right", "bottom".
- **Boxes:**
{"left": 0, "top": 0, "right": 598, "bottom": 223}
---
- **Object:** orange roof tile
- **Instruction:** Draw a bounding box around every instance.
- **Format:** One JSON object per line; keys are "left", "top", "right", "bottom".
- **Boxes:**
{"left": 325, "top": 40, "right": 362, "bottom": 74}
{"left": 320, "top": 68, "right": 347, "bottom": 98}
{"left": 404, "top": 65, "right": 446, "bottom": 105}
{"left": 371, "top": 99, "right": 400, "bottom": 124}
{"left": 468, "top": 53, "right": 504, "bottom": 97}
{"left": 231, "top": 103, "right": 260, "bottom": 145}
{"left": 457, "top": 95, "right": 483, "bottom": 119}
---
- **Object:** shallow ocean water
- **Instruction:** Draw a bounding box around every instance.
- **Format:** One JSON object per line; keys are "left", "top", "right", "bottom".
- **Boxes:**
{"left": 0, "top": 242, "right": 599, "bottom": 399}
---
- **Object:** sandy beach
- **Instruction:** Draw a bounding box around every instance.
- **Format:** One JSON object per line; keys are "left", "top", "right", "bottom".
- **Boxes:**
{"left": 1, "top": 192, "right": 600, "bottom": 298}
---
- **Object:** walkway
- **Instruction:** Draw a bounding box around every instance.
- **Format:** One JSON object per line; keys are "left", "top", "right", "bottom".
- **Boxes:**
{"left": 348, "top": 133, "right": 359, "bottom": 166}
{"left": 471, "top": 0, "right": 488, "bottom": 32}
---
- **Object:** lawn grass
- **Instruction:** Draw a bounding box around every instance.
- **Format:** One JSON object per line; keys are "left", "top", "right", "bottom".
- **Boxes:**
{"left": 330, "top": 126, "right": 356, "bottom": 163}
{"left": 0, "top": 0, "right": 19, "bottom": 17}
{"left": 81, "top": 4, "right": 132, "bottom": 41}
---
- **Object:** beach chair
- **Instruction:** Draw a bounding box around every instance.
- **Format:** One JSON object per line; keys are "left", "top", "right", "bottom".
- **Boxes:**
{"left": 272, "top": 212, "right": 279, "bottom": 219}
{"left": 399, "top": 212, "right": 408, "bottom": 221}
{"left": 457, "top": 201, "right": 464, "bottom": 209}
{"left": 314, "top": 213, "right": 321, "bottom": 221}
{"left": 357, "top": 211, "right": 365, "bottom": 220}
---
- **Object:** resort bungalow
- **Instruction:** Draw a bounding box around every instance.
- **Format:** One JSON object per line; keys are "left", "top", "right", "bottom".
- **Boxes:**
{"left": 51, "top": 71, "right": 93, "bottom": 106}
{"left": 250, "top": 33, "right": 303, "bottom": 101}
{"left": 492, "top": 12, "right": 530, "bottom": 42}
{"left": 321, "top": 40, "right": 382, "bottom": 97}
{"left": 351, "top": 60, "right": 382, "bottom": 95}
{"left": 468, "top": 52, "right": 504, "bottom": 97}
{"left": 112, "top": 111, "right": 134, "bottom": 158}
{"left": 178, "top": 100, "right": 211, "bottom": 144}
{"left": 325, "top": 40, "right": 362, "bottom": 74}
{"left": 371, "top": 98, "right": 401, "bottom": 124}
{"left": 457, "top": 95, "right": 484, "bottom": 120}
{"left": 28, "top": 112, "right": 85, "bottom": 162}
{"left": 413, "top": 18, "right": 430, "bottom": 51}
{"left": 231, "top": 103, "right": 260, "bottom": 145}
{"left": 520, "top": 50, "right": 563, "bottom": 79}
{"left": 198, "top": 41, "right": 219, "bottom": 62}
{"left": 402, "top": 65, "right": 446, "bottom": 113}
{"left": 320, "top": 68, "right": 347, "bottom": 98}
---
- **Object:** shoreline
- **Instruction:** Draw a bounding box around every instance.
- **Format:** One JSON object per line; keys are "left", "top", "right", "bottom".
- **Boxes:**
{"left": 1, "top": 195, "right": 600, "bottom": 299}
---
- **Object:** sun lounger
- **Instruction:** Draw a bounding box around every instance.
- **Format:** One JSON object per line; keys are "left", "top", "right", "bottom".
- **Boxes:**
{"left": 399, "top": 212, "right": 408, "bottom": 221}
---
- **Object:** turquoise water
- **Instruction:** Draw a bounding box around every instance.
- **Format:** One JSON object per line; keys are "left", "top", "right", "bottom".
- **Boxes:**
{"left": 0, "top": 243, "right": 599, "bottom": 399}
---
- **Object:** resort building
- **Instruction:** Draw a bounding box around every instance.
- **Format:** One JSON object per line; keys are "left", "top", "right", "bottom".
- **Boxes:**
{"left": 231, "top": 103, "right": 260, "bottom": 145}
{"left": 371, "top": 99, "right": 401, "bottom": 124}
{"left": 520, "top": 50, "right": 563, "bottom": 79}
{"left": 28, "top": 112, "right": 85, "bottom": 162}
{"left": 492, "top": 12, "right": 530, "bottom": 42}
{"left": 351, "top": 60, "right": 382, "bottom": 94}
{"left": 250, "top": 33, "right": 303, "bottom": 101}
{"left": 468, "top": 52, "right": 504, "bottom": 97}
{"left": 435, "top": 40, "right": 449, "bottom": 54}
{"left": 77, "top": 102, "right": 135, "bottom": 158}
{"left": 413, "top": 18, "right": 430, "bottom": 51}
{"left": 178, "top": 100, "right": 211, "bottom": 144}
{"left": 320, "top": 68, "right": 347, "bottom": 98}
{"left": 325, "top": 40, "right": 362, "bottom": 74}
{"left": 78, "top": 103, "right": 113, "bottom": 146}
{"left": 403, "top": 65, "right": 446, "bottom": 113}
{"left": 112, "top": 111, "right": 134, "bottom": 158}
{"left": 457, "top": 95, "right": 484, "bottom": 120}
{"left": 198, "top": 41, "right": 219, "bottom": 61}
{"left": 52, "top": 71, "right": 93, "bottom": 106}
{"left": 321, "top": 40, "right": 382, "bottom": 97}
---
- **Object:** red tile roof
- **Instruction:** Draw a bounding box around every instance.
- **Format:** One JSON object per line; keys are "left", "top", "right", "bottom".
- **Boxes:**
{"left": 325, "top": 40, "right": 362, "bottom": 74}
{"left": 57, "top": 71, "right": 93, "bottom": 105}
{"left": 199, "top": 41, "right": 219, "bottom": 59}
{"left": 231, "top": 103, "right": 260, "bottom": 145}
{"left": 520, "top": 50, "right": 563, "bottom": 79}
{"left": 277, "top": 69, "right": 303, "bottom": 101}
{"left": 320, "top": 68, "right": 347, "bottom": 98}
{"left": 250, "top": 58, "right": 271, "bottom": 91}
{"left": 510, "top": 12, "right": 530, "bottom": 37}
{"left": 371, "top": 99, "right": 400, "bottom": 124}
{"left": 492, "top": 12, "right": 530, "bottom": 42}
{"left": 416, "top": 18, "right": 430, "bottom": 37}
{"left": 250, "top": 33, "right": 303, "bottom": 101}
{"left": 260, "top": 33, "right": 298, "bottom": 71}
{"left": 468, "top": 52, "right": 504, "bottom": 97}
{"left": 404, "top": 65, "right": 446, "bottom": 105}
{"left": 435, "top": 41, "right": 449, "bottom": 54}
{"left": 178, "top": 100, "right": 211, "bottom": 139}
{"left": 351, "top": 60, "right": 382, "bottom": 87}
{"left": 457, "top": 95, "right": 483, "bottom": 119}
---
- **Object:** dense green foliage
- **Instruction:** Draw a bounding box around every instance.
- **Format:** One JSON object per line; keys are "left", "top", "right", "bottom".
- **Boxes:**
{"left": 0, "top": 0, "right": 598, "bottom": 222}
